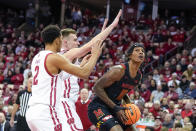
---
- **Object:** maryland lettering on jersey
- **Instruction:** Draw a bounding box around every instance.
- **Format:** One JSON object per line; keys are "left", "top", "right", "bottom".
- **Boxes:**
{"left": 121, "top": 83, "right": 134, "bottom": 89}
{"left": 93, "top": 109, "right": 105, "bottom": 120}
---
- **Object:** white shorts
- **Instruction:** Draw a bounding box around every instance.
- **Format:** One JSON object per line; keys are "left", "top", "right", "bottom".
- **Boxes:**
{"left": 60, "top": 99, "right": 83, "bottom": 131}
{"left": 26, "top": 104, "right": 71, "bottom": 131}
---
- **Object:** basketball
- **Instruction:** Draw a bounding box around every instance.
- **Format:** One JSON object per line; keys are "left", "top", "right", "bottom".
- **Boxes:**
{"left": 123, "top": 104, "right": 141, "bottom": 125}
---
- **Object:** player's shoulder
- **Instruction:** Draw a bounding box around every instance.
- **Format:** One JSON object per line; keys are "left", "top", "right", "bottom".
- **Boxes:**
{"left": 107, "top": 64, "right": 125, "bottom": 80}
{"left": 47, "top": 53, "right": 65, "bottom": 60}
{"left": 109, "top": 64, "right": 126, "bottom": 72}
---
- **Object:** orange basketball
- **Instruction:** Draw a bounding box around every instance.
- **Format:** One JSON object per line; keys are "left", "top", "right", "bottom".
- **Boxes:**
{"left": 123, "top": 104, "right": 141, "bottom": 125}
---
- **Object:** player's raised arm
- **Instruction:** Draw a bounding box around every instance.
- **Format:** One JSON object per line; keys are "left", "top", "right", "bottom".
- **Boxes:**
{"left": 47, "top": 40, "right": 104, "bottom": 79}
{"left": 64, "top": 10, "right": 122, "bottom": 60}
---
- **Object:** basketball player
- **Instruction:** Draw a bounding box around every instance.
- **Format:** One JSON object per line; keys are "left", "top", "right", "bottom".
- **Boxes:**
{"left": 26, "top": 25, "right": 104, "bottom": 131}
{"left": 88, "top": 43, "right": 145, "bottom": 131}
{"left": 59, "top": 10, "right": 122, "bottom": 130}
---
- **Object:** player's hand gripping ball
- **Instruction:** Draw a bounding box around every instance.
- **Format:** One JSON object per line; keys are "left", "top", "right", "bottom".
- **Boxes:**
{"left": 123, "top": 104, "right": 141, "bottom": 125}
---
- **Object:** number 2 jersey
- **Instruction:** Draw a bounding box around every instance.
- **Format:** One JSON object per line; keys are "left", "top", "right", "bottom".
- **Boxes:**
{"left": 90, "top": 63, "right": 142, "bottom": 106}
{"left": 28, "top": 50, "right": 65, "bottom": 107}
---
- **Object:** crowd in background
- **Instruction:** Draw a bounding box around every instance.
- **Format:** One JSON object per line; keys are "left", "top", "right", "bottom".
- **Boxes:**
{"left": 0, "top": 1, "right": 196, "bottom": 131}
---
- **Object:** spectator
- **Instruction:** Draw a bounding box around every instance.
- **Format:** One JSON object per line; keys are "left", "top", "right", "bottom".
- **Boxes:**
{"left": 10, "top": 77, "right": 32, "bottom": 131}
{"left": 163, "top": 85, "right": 178, "bottom": 102}
{"left": 140, "top": 83, "right": 151, "bottom": 102}
{"left": 134, "top": 90, "right": 145, "bottom": 105}
{"left": 144, "top": 74, "right": 153, "bottom": 88}
{"left": 0, "top": 70, "right": 4, "bottom": 83}
{"left": 161, "top": 79, "right": 169, "bottom": 92}
{"left": 153, "top": 69, "right": 161, "bottom": 84}
{"left": 168, "top": 73, "right": 180, "bottom": 87}
{"left": 181, "top": 103, "right": 193, "bottom": 119}
{"left": 177, "top": 99, "right": 184, "bottom": 111}
{"left": 162, "top": 113, "right": 174, "bottom": 129}
{"left": 184, "top": 82, "right": 196, "bottom": 99}
{"left": 11, "top": 67, "right": 24, "bottom": 85}
{"left": 2, "top": 87, "right": 12, "bottom": 105}
{"left": 3, "top": 70, "right": 13, "bottom": 84}
{"left": 149, "top": 79, "right": 157, "bottom": 92}
{"left": 0, "top": 112, "right": 10, "bottom": 131}
{"left": 170, "top": 58, "right": 177, "bottom": 73}
{"left": 153, "top": 29, "right": 164, "bottom": 43}
{"left": 154, "top": 117, "right": 162, "bottom": 131}
{"left": 5, "top": 105, "right": 13, "bottom": 121}
{"left": 179, "top": 58, "right": 187, "bottom": 72}
{"left": 173, "top": 81, "right": 183, "bottom": 99}
{"left": 150, "top": 84, "right": 164, "bottom": 102}
{"left": 193, "top": 57, "right": 196, "bottom": 71}
{"left": 142, "top": 108, "right": 150, "bottom": 118}
{"left": 173, "top": 112, "right": 184, "bottom": 126}
{"left": 25, "top": 3, "right": 35, "bottom": 25}
{"left": 161, "top": 98, "right": 169, "bottom": 110}
{"left": 183, "top": 64, "right": 194, "bottom": 81}
{"left": 0, "top": 99, "right": 6, "bottom": 115}
{"left": 167, "top": 101, "right": 175, "bottom": 114}
{"left": 175, "top": 64, "right": 183, "bottom": 77}
{"left": 190, "top": 106, "right": 196, "bottom": 131}
{"left": 183, "top": 117, "right": 193, "bottom": 131}
{"left": 75, "top": 88, "right": 95, "bottom": 131}
{"left": 179, "top": 75, "right": 190, "bottom": 92}
{"left": 163, "top": 68, "right": 172, "bottom": 83}
{"left": 149, "top": 101, "right": 161, "bottom": 118}
{"left": 170, "top": 121, "right": 183, "bottom": 131}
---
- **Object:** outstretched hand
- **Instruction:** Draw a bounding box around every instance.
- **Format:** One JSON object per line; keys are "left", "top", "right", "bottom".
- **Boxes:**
{"left": 101, "top": 18, "right": 108, "bottom": 32}
{"left": 91, "top": 39, "right": 105, "bottom": 57}
{"left": 111, "top": 9, "right": 122, "bottom": 28}
{"left": 80, "top": 54, "right": 92, "bottom": 67}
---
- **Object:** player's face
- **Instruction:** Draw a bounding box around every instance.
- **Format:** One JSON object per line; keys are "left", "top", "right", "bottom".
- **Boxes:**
{"left": 56, "top": 36, "right": 62, "bottom": 52}
{"left": 67, "top": 34, "right": 79, "bottom": 50}
{"left": 130, "top": 47, "right": 145, "bottom": 63}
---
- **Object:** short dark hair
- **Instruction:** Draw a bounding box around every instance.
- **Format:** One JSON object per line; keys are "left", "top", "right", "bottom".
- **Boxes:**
{"left": 41, "top": 25, "right": 61, "bottom": 44}
{"left": 127, "top": 43, "right": 145, "bottom": 56}
{"left": 61, "top": 28, "right": 76, "bottom": 38}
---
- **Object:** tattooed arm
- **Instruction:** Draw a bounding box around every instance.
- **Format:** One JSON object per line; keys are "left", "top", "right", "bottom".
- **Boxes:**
{"left": 94, "top": 66, "right": 124, "bottom": 109}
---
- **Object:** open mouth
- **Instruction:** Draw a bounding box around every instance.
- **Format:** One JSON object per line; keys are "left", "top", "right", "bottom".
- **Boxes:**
{"left": 139, "top": 56, "right": 144, "bottom": 60}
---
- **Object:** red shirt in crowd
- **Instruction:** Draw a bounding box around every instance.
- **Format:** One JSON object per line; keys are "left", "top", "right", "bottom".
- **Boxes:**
{"left": 11, "top": 73, "right": 24, "bottom": 85}
{"left": 163, "top": 91, "right": 178, "bottom": 101}
{"left": 155, "top": 47, "right": 166, "bottom": 56}
{"left": 75, "top": 99, "right": 92, "bottom": 131}
{"left": 140, "top": 89, "right": 151, "bottom": 102}
{"left": 168, "top": 108, "right": 174, "bottom": 114}
{"left": 149, "top": 107, "right": 160, "bottom": 117}
{"left": 154, "top": 125, "right": 162, "bottom": 131}
{"left": 181, "top": 109, "right": 193, "bottom": 118}
{"left": 0, "top": 75, "right": 4, "bottom": 83}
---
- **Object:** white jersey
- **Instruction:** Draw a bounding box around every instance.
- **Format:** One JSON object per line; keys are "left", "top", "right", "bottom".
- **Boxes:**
{"left": 29, "top": 50, "right": 64, "bottom": 107}
{"left": 62, "top": 59, "right": 80, "bottom": 103}
{"left": 58, "top": 50, "right": 83, "bottom": 130}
